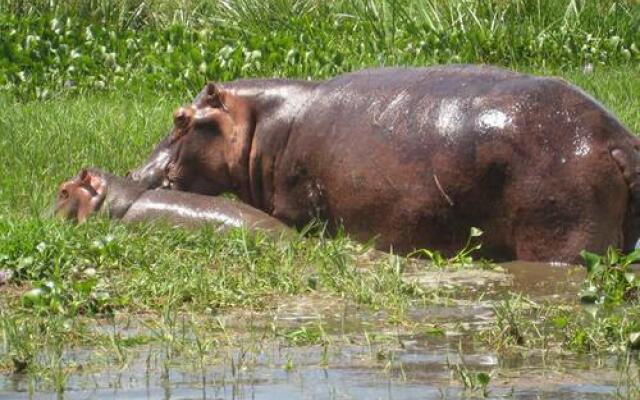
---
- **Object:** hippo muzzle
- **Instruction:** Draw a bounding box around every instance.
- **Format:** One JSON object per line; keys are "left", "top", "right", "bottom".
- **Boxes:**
{"left": 128, "top": 144, "right": 175, "bottom": 190}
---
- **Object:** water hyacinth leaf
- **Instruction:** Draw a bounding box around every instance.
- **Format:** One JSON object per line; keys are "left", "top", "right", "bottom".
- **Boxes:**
{"left": 580, "top": 250, "right": 600, "bottom": 274}
{"left": 624, "top": 272, "right": 635, "bottom": 284}
{"left": 72, "top": 278, "right": 96, "bottom": 295}
{"left": 622, "top": 249, "right": 640, "bottom": 265}
{"left": 579, "top": 285, "right": 598, "bottom": 303}
{"left": 630, "top": 332, "right": 640, "bottom": 349}
{"left": 22, "top": 288, "right": 45, "bottom": 306}
{"left": 552, "top": 315, "right": 569, "bottom": 328}
{"left": 469, "top": 227, "right": 483, "bottom": 237}
{"left": 424, "top": 326, "right": 445, "bottom": 336}
{"left": 17, "top": 256, "right": 34, "bottom": 271}
{"left": 476, "top": 372, "right": 491, "bottom": 386}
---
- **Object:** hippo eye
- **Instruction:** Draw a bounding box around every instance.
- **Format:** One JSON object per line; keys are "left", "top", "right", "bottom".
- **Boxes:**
{"left": 200, "top": 124, "right": 221, "bottom": 137}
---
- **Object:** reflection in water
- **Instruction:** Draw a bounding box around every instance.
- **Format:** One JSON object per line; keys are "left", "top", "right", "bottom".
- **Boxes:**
{"left": 500, "top": 261, "right": 585, "bottom": 300}
{"left": 0, "top": 339, "right": 630, "bottom": 399}
{"left": 1, "top": 262, "right": 637, "bottom": 400}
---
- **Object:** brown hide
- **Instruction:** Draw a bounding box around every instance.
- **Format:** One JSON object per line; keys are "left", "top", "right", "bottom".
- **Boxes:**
{"left": 130, "top": 66, "right": 640, "bottom": 263}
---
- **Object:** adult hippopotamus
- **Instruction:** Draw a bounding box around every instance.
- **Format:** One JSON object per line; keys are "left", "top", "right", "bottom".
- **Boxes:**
{"left": 55, "top": 168, "right": 292, "bottom": 235}
{"left": 129, "top": 65, "right": 640, "bottom": 263}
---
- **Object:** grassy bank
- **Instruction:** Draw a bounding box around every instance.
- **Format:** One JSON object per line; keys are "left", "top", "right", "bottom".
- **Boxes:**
{"left": 1, "top": 0, "right": 640, "bottom": 395}
{"left": 1, "top": 0, "right": 638, "bottom": 99}
{"left": 1, "top": 64, "right": 639, "bottom": 378}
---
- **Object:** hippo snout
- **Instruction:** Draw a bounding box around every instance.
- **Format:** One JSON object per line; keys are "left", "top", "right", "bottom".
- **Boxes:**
{"left": 128, "top": 149, "right": 175, "bottom": 189}
{"left": 128, "top": 167, "right": 165, "bottom": 190}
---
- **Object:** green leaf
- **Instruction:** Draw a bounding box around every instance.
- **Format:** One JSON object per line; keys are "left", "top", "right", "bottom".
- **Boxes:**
{"left": 22, "top": 288, "right": 44, "bottom": 306}
{"left": 630, "top": 332, "right": 640, "bottom": 349}
{"left": 580, "top": 250, "right": 600, "bottom": 273}
{"left": 552, "top": 316, "right": 568, "bottom": 328}
{"left": 476, "top": 372, "right": 491, "bottom": 386}
{"left": 424, "top": 326, "right": 445, "bottom": 336}
{"left": 624, "top": 272, "right": 635, "bottom": 284}
{"left": 579, "top": 285, "right": 598, "bottom": 303}
{"left": 17, "top": 256, "right": 34, "bottom": 269}
{"left": 469, "top": 227, "right": 483, "bottom": 237}
{"left": 622, "top": 249, "right": 640, "bottom": 264}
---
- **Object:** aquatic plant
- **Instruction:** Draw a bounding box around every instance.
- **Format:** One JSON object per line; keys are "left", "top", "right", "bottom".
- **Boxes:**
{"left": 1, "top": 1, "right": 640, "bottom": 396}
{"left": 447, "top": 342, "right": 492, "bottom": 397}
{"left": 410, "top": 227, "right": 484, "bottom": 267}
{"left": 1, "top": 0, "right": 638, "bottom": 99}
{"left": 579, "top": 248, "right": 640, "bottom": 305}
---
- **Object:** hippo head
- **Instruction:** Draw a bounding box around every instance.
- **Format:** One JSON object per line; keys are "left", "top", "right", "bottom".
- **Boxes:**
{"left": 129, "top": 83, "right": 253, "bottom": 200}
{"left": 55, "top": 169, "right": 108, "bottom": 223}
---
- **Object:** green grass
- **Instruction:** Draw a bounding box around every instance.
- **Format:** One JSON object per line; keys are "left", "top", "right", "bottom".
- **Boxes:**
{"left": 0, "top": 73, "right": 435, "bottom": 379}
{"left": 0, "top": 90, "right": 172, "bottom": 216}
{"left": 0, "top": 62, "right": 639, "bottom": 307}
{"left": 1, "top": 0, "right": 640, "bottom": 394}
{"left": 0, "top": 66, "right": 638, "bottom": 374}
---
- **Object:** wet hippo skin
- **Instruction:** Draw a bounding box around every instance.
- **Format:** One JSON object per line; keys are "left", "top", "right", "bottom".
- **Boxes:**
{"left": 129, "top": 65, "right": 640, "bottom": 263}
{"left": 55, "top": 168, "right": 292, "bottom": 235}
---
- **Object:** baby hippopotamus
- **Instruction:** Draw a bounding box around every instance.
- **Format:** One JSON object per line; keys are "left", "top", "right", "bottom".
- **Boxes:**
{"left": 55, "top": 168, "right": 292, "bottom": 235}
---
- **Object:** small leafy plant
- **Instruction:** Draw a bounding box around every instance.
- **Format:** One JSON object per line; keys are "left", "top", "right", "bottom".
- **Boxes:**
{"left": 447, "top": 342, "right": 492, "bottom": 397}
{"left": 579, "top": 248, "right": 640, "bottom": 305}
{"left": 410, "top": 227, "right": 484, "bottom": 268}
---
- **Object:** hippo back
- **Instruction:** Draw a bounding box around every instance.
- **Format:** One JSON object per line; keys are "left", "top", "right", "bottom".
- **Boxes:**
{"left": 273, "top": 66, "right": 634, "bottom": 261}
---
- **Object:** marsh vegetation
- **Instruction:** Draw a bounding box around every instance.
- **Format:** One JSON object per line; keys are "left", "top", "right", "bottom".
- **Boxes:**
{"left": 1, "top": 0, "right": 639, "bottom": 398}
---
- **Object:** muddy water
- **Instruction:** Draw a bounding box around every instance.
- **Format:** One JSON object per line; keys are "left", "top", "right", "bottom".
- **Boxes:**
{"left": 1, "top": 343, "right": 631, "bottom": 399}
{"left": 500, "top": 261, "right": 585, "bottom": 300}
{"left": 1, "top": 263, "right": 638, "bottom": 399}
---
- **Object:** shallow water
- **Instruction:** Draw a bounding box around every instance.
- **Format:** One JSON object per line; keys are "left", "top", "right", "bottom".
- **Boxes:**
{"left": 1, "top": 337, "right": 633, "bottom": 399}
{"left": 1, "top": 262, "right": 638, "bottom": 399}
{"left": 1, "top": 338, "right": 634, "bottom": 399}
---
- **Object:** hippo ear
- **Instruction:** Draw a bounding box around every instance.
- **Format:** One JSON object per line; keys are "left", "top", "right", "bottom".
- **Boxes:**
{"left": 199, "top": 82, "right": 228, "bottom": 111}
{"left": 79, "top": 169, "right": 107, "bottom": 198}
{"left": 79, "top": 169, "right": 93, "bottom": 186}
{"left": 173, "top": 106, "right": 194, "bottom": 130}
{"left": 170, "top": 105, "right": 198, "bottom": 142}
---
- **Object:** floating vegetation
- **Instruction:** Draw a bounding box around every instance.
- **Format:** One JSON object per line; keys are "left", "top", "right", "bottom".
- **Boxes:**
{"left": 1, "top": 0, "right": 638, "bottom": 99}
